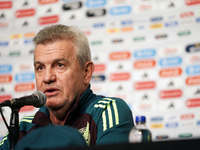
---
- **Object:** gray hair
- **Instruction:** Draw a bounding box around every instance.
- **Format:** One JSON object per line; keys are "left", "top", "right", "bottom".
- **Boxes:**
{"left": 33, "top": 24, "right": 91, "bottom": 68}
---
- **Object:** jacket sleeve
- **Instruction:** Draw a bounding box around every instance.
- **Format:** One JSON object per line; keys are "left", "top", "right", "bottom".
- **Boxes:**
{"left": 0, "top": 132, "right": 9, "bottom": 150}
{"left": 94, "top": 97, "right": 134, "bottom": 145}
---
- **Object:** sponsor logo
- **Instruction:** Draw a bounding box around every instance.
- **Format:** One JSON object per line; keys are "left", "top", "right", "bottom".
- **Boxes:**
{"left": 39, "top": 15, "right": 59, "bottom": 25}
{"left": 151, "top": 117, "right": 163, "bottom": 122}
{"left": 63, "top": 1, "right": 82, "bottom": 11}
{"left": 110, "top": 6, "right": 131, "bottom": 15}
{"left": 121, "top": 27, "right": 133, "bottom": 32}
{"left": 160, "top": 90, "right": 182, "bottom": 99}
{"left": 134, "top": 81, "right": 156, "bottom": 90}
{"left": 107, "top": 28, "right": 119, "bottom": 33}
{"left": 190, "top": 55, "right": 200, "bottom": 63}
{"left": 133, "top": 36, "right": 145, "bottom": 42}
{"left": 197, "top": 120, "right": 200, "bottom": 125}
{"left": 134, "top": 49, "right": 156, "bottom": 58}
{"left": 0, "top": 87, "right": 6, "bottom": 93}
{"left": 15, "top": 72, "right": 35, "bottom": 82}
{"left": 165, "top": 21, "right": 178, "bottom": 27}
{"left": 0, "top": 1, "right": 12, "bottom": 9}
{"left": 39, "top": 0, "right": 58, "bottom": 4}
{"left": 93, "top": 23, "right": 105, "bottom": 28}
{"left": 186, "top": 76, "right": 200, "bottom": 85}
{"left": 0, "top": 65, "right": 12, "bottom": 74}
{"left": 19, "top": 64, "right": 32, "bottom": 71}
{"left": 24, "top": 32, "right": 35, "bottom": 38}
{"left": 10, "top": 34, "right": 22, "bottom": 39}
{"left": 186, "top": 65, "right": 200, "bottom": 75}
{"left": 150, "top": 16, "right": 163, "bottom": 22}
{"left": 109, "top": 51, "right": 130, "bottom": 60}
{"left": 185, "top": 0, "right": 200, "bottom": 5}
{"left": 137, "top": 4, "right": 155, "bottom": 12}
{"left": 139, "top": 103, "right": 153, "bottom": 111}
{"left": 196, "top": 17, "right": 200, "bottom": 23}
{"left": 186, "top": 43, "right": 200, "bottom": 53}
{"left": 9, "top": 51, "right": 20, "bottom": 56}
{"left": 134, "top": 60, "right": 156, "bottom": 69}
{"left": 181, "top": 114, "right": 194, "bottom": 120}
{"left": 179, "top": 134, "right": 192, "bottom": 138}
{"left": 159, "top": 68, "right": 182, "bottom": 77}
{"left": 0, "top": 95, "right": 12, "bottom": 103}
{"left": 110, "top": 73, "right": 130, "bottom": 81}
{"left": 150, "top": 124, "right": 163, "bottom": 129}
{"left": 86, "top": 0, "right": 106, "bottom": 7}
{"left": 178, "top": 30, "right": 190, "bottom": 36}
{"left": 159, "top": 57, "right": 182, "bottom": 66}
{"left": 86, "top": 9, "right": 106, "bottom": 17}
{"left": 186, "top": 98, "right": 200, "bottom": 107}
{"left": 155, "top": 34, "right": 168, "bottom": 39}
{"left": 156, "top": 135, "right": 168, "bottom": 139}
{"left": 91, "top": 40, "right": 102, "bottom": 45}
{"left": 121, "top": 20, "right": 133, "bottom": 26}
{"left": 181, "top": 121, "right": 195, "bottom": 127}
{"left": 166, "top": 122, "right": 178, "bottom": 128}
{"left": 15, "top": 83, "right": 35, "bottom": 92}
{"left": 180, "top": 11, "right": 194, "bottom": 18}
{"left": 15, "top": 9, "right": 35, "bottom": 18}
{"left": 24, "top": 39, "right": 33, "bottom": 44}
{"left": 91, "top": 75, "right": 106, "bottom": 82}
{"left": 0, "top": 75, "right": 12, "bottom": 83}
{"left": 94, "top": 64, "right": 105, "bottom": 72}
{"left": 150, "top": 24, "right": 163, "bottom": 29}
{"left": 0, "top": 41, "right": 9, "bottom": 47}
{"left": 112, "top": 38, "right": 123, "bottom": 43}
{"left": 20, "top": 106, "right": 34, "bottom": 112}
{"left": 84, "top": 31, "right": 91, "bottom": 35}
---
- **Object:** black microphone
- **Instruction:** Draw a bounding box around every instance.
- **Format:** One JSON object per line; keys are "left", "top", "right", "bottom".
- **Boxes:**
{"left": 0, "top": 91, "right": 46, "bottom": 108}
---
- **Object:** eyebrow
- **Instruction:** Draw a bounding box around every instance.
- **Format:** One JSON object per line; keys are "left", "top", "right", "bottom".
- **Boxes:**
{"left": 34, "top": 58, "right": 68, "bottom": 66}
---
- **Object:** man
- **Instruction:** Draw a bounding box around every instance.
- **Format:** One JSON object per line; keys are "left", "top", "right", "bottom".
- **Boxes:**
{"left": 0, "top": 24, "right": 134, "bottom": 149}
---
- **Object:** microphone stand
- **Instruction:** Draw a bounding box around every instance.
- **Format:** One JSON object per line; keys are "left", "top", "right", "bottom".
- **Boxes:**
{"left": 9, "top": 107, "right": 20, "bottom": 150}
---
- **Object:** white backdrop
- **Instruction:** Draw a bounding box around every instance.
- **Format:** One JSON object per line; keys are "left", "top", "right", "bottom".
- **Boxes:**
{"left": 0, "top": 0, "right": 200, "bottom": 141}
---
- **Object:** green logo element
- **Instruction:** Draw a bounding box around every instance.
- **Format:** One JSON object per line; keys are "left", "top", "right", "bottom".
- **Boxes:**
{"left": 9, "top": 51, "right": 20, "bottom": 56}
{"left": 178, "top": 30, "right": 191, "bottom": 36}
{"left": 133, "top": 36, "right": 145, "bottom": 41}
{"left": 179, "top": 133, "right": 192, "bottom": 138}
{"left": 91, "top": 40, "right": 102, "bottom": 45}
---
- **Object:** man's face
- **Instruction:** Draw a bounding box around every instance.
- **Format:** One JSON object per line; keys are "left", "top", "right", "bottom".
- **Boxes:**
{"left": 34, "top": 40, "right": 86, "bottom": 112}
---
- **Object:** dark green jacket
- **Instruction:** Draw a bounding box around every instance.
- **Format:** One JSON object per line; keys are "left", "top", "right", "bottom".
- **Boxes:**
{"left": 0, "top": 86, "right": 134, "bottom": 149}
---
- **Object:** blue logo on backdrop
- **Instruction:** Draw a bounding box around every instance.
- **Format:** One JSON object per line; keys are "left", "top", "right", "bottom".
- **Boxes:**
{"left": 197, "top": 121, "right": 200, "bottom": 125}
{"left": 196, "top": 17, "right": 200, "bottom": 23}
{"left": 186, "top": 43, "right": 200, "bottom": 53}
{"left": 166, "top": 122, "right": 179, "bottom": 128}
{"left": 24, "top": 39, "right": 33, "bottom": 44}
{"left": 134, "top": 49, "right": 156, "bottom": 59}
{"left": 0, "top": 41, "right": 9, "bottom": 47}
{"left": 0, "top": 64, "right": 12, "bottom": 74}
{"left": 151, "top": 117, "right": 163, "bottom": 122}
{"left": 93, "top": 23, "right": 105, "bottom": 28}
{"left": 150, "top": 16, "right": 163, "bottom": 22}
{"left": 110, "top": 6, "right": 131, "bottom": 15}
{"left": 86, "top": 0, "right": 106, "bottom": 7}
{"left": 159, "top": 57, "right": 182, "bottom": 66}
{"left": 165, "top": 21, "right": 178, "bottom": 27}
{"left": 15, "top": 72, "right": 35, "bottom": 82}
{"left": 121, "top": 20, "right": 133, "bottom": 25}
{"left": 91, "top": 75, "right": 106, "bottom": 82}
{"left": 186, "top": 65, "right": 200, "bottom": 75}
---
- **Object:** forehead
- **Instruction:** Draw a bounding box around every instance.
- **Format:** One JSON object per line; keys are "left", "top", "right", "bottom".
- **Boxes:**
{"left": 34, "top": 40, "right": 76, "bottom": 62}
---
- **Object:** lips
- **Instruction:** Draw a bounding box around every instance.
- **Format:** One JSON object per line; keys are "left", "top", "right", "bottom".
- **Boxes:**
{"left": 44, "top": 87, "right": 59, "bottom": 96}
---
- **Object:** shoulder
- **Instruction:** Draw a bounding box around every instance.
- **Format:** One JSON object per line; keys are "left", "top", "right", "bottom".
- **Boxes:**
{"left": 19, "top": 115, "right": 35, "bottom": 131}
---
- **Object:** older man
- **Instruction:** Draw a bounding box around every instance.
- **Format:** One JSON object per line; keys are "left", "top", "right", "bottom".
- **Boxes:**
{"left": 0, "top": 24, "right": 134, "bottom": 149}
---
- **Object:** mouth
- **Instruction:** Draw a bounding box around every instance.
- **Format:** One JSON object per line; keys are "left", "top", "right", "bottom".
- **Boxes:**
{"left": 44, "top": 88, "right": 59, "bottom": 96}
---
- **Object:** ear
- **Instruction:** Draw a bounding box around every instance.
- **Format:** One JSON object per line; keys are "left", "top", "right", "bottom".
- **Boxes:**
{"left": 83, "top": 61, "right": 94, "bottom": 85}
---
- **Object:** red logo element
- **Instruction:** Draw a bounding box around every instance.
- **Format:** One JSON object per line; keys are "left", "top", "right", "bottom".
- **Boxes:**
{"left": 181, "top": 114, "right": 194, "bottom": 120}
{"left": 160, "top": 90, "right": 182, "bottom": 99}
{"left": 84, "top": 31, "right": 91, "bottom": 35}
{"left": 180, "top": 11, "right": 194, "bottom": 18}
{"left": 0, "top": 75, "right": 12, "bottom": 83}
{"left": 0, "top": 95, "right": 12, "bottom": 103}
{"left": 164, "top": 48, "right": 178, "bottom": 55}
{"left": 186, "top": 76, "right": 200, "bottom": 85}
{"left": 134, "top": 60, "right": 156, "bottom": 69}
{"left": 20, "top": 106, "right": 34, "bottom": 112}
{"left": 110, "top": 73, "right": 130, "bottom": 81}
{"left": 0, "top": 1, "right": 12, "bottom": 9}
{"left": 134, "top": 81, "right": 156, "bottom": 90}
{"left": 94, "top": 64, "right": 105, "bottom": 72}
{"left": 159, "top": 68, "right": 182, "bottom": 77}
{"left": 109, "top": 51, "right": 130, "bottom": 60}
{"left": 186, "top": 0, "right": 200, "bottom": 5}
{"left": 15, "top": 83, "right": 35, "bottom": 92}
{"left": 39, "top": 15, "right": 59, "bottom": 25}
{"left": 139, "top": 5, "right": 152, "bottom": 11}
{"left": 39, "top": 0, "right": 58, "bottom": 4}
{"left": 15, "top": 9, "right": 35, "bottom": 18}
{"left": 186, "top": 99, "right": 200, "bottom": 107}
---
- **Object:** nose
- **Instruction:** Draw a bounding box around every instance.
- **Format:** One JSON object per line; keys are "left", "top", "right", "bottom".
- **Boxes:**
{"left": 43, "top": 67, "right": 56, "bottom": 84}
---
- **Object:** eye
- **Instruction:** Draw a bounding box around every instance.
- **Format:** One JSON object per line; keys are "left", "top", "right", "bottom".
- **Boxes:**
{"left": 36, "top": 65, "right": 43, "bottom": 71}
{"left": 57, "top": 63, "right": 65, "bottom": 68}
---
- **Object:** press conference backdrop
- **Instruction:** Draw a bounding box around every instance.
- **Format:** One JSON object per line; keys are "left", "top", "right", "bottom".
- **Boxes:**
{"left": 0, "top": 0, "right": 200, "bottom": 142}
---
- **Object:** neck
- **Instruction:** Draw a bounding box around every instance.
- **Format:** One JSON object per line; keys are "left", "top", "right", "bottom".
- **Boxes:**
{"left": 49, "top": 109, "right": 71, "bottom": 125}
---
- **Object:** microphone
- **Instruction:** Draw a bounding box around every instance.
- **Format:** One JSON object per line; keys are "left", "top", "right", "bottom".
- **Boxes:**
{"left": 0, "top": 91, "right": 46, "bottom": 108}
